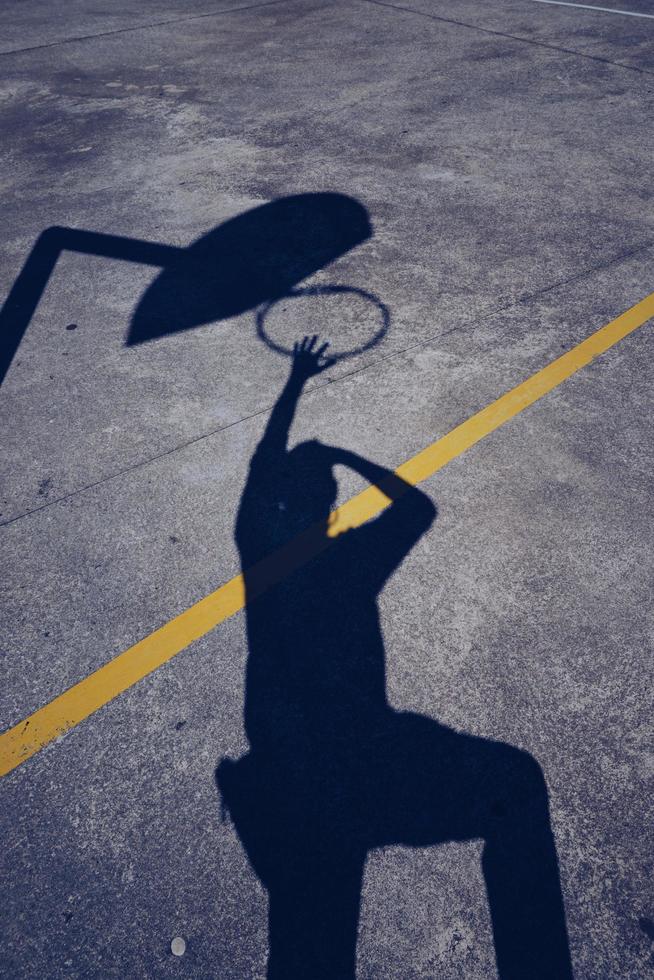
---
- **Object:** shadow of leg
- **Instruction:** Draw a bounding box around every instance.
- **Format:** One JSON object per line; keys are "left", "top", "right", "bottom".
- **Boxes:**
{"left": 372, "top": 714, "right": 573, "bottom": 979}
{"left": 481, "top": 750, "right": 573, "bottom": 980}
{"left": 218, "top": 755, "right": 365, "bottom": 979}
{"left": 267, "top": 846, "right": 365, "bottom": 980}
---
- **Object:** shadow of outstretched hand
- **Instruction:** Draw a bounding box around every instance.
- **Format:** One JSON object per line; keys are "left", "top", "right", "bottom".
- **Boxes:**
{"left": 290, "top": 334, "right": 336, "bottom": 381}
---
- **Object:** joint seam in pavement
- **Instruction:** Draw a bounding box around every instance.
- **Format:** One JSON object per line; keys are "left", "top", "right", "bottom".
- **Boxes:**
{"left": 358, "top": 0, "right": 654, "bottom": 79}
{"left": 0, "top": 0, "right": 293, "bottom": 58}
{"left": 1, "top": 236, "right": 652, "bottom": 529}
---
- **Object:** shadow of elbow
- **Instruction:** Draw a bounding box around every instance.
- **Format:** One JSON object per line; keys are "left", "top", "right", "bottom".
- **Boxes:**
{"left": 413, "top": 491, "right": 437, "bottom": 529}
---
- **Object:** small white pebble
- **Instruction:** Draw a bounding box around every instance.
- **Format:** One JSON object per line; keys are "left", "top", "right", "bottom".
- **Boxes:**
{"left": 171, "top": 936, "right": 186, "bottom": 957}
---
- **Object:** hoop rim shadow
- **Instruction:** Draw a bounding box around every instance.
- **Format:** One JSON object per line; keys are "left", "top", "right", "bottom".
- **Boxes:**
{"left": 255, "top": 284, "right": 390, "bottom": 362}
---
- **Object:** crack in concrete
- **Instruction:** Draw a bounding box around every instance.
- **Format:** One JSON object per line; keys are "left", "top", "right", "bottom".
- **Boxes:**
{"left": 358, "top": 0, "right": 654, "bottom": 80}
{"left": 0, "top": 0, "right": 291, "bottom": 58}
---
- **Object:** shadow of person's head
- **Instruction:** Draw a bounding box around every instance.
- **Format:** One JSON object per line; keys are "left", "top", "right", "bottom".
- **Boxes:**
{"left": 279, "top": 439, "right": 338, "bottom": 533}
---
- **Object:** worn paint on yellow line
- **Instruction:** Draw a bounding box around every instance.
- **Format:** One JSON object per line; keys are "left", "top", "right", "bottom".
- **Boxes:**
{"left": 1, "top": 291, "right": 653, "bottom": 777}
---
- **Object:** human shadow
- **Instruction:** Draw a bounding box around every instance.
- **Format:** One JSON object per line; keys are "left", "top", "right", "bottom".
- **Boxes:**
{"left": 0, "top": 193, "right": 372, "bottom": 388}
{"left": 216, "top": 337, "right": 573, "bottom": 979}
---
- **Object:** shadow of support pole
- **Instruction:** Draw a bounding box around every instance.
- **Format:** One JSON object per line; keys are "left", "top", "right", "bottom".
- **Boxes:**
{"left": 0, "top": 226, "right": 181, "bottom": 386}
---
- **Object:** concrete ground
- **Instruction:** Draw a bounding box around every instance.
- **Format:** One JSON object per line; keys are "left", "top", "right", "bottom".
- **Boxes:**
{"left": 1, "top": 0, "right": 653, "bottom": 976}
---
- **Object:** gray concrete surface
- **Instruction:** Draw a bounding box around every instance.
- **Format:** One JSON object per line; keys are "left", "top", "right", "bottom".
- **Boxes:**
{"left": 1, "top": 0, "right": 653, "bottom": 977}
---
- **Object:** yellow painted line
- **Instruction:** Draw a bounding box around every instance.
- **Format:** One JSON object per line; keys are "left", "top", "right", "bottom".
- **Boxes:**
{"left": 1, "top": 291, "right": 653, "bottom": 777}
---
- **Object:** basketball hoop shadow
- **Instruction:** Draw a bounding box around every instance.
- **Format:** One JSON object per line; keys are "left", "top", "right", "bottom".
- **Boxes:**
{"left": 0, "top": 193, "right": 387, "bottom": 389}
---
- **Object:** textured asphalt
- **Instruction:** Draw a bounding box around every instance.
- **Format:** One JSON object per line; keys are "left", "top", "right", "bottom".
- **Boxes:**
{"left": 1, "top": 0, "right": 653, "bottom": 977}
